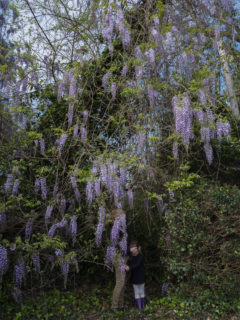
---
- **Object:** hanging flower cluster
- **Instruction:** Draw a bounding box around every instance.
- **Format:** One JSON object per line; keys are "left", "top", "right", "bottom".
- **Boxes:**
{"left": 172, "top": 93, "right": 231, "bottom": 164}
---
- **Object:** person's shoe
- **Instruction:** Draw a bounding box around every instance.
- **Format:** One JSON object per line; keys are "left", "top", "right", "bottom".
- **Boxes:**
{"left": 140, "top": 297, "right": 146, "bottom": 308}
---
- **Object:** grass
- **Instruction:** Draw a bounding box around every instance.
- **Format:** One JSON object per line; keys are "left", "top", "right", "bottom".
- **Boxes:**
{"left": 1, "top": 282, "right": 240, "bottom": 320}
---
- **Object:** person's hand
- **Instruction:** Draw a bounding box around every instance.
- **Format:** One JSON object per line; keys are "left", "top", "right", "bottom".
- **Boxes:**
{"left": 125, "top": 265, "right": 130, "bottom": 271}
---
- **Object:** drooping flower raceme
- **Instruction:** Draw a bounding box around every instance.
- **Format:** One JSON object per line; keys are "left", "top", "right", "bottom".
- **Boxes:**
{"left": 70, "top": 215, "right": 77, "bottom": 245}
{"left": 96, "top": 206, "right": 106, "bottom": 247}
{"left": 0, "top": 245, "right": 8, "bottom": 281}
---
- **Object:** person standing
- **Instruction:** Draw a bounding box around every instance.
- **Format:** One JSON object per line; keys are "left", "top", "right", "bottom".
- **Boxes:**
{"left": 125, "top": 240, "right": 146, "bottom": 311}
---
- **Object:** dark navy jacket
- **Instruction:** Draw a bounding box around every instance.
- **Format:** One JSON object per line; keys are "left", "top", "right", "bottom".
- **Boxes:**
{"left": 127, "top": 253, "right": 145, "bottom": 284}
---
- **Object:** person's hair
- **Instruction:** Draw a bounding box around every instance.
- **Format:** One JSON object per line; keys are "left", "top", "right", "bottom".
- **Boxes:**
{"left": 129, "top": 240, "right": 140, "bottom": 249}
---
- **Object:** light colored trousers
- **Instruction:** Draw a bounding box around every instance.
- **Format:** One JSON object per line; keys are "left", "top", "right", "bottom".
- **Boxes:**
{"left": 111, "top": 255, "right": 127, "bottom": 309}
{"left": 133, "top": 283, "right": 145, "bottom": 299}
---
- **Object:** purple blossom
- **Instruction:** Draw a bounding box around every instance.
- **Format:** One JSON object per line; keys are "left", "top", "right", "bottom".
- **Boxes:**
{"left": 48, "top": 224, "right": 57, "bottom": 237}
{"left": 32, "top": 253, "right": 40, "bottom": 275}
{"left": 119, "top": 166, "right": 126, "bottom": 187}
{"left": 152, "top": 28, "right": 160, "bottom": 43}
{"left": 111, "top": 82, "right": 117, "bottom": 100}
{"left": 113, "top": 180, "right": 120, "bottom": 204}
{"left": 12, "top": 179, "right": 20, "bottom": 195}
{"left": 58, "top": 134, "right": 68, "bottom": 153}
{"left": 100, "top": 164, "right": 107, "bottom": 185}
{"left": 198, "top": 90, "right": 207, "bottom": 105}
{"left": 138, "top": 131, "right": 146, "bottom": 150}
{"left": 73, "top": 124, "right": 79, "bottom": 138}
{"left": 169, "top": 190, "right": 174, "bottom": 200}
{"left": 74, "top": 188, "right": 81, "bottom": 202}
{"left": 195, "top": 109, "right": 205, "bottom": 123}
{"left": 81, "top": 126, "right": 87, "bottom": 142}
{"left": 40, "top": 177, "right": 47, "bottom": 200}
{"left": 173, "top": 141, "right": 178, "bottom": 158}
{"left": 69, "top": 79, "right": 77, "bottom": 96}
{"left": 147, "top": 84, "right": 158, "bottom": 107}
{"left": 68, "top": 105, "right": 74, "bottom": 127}
{"left": 214, "top": 25, "right": 221, "bottom": 39}
{"left": 39, "top": 139, "right": 45, "bottom": 154}
{"left": 70, "top": 215, "right": 77, "bottom": 245}
{"left": 111, "top": 214, "right": 126, "bottom": 246}
{"left": 45, "top": 205, "right": 53, "bottom": 224}
{"left": 55, "top": 248, "right": 63, "bottom": 256}
{"left": 70, "top": 176, "right": 78, "bottom": 189}
{"left": 206, "top": 108, "right": 214, "bottom": 124}
{"left": 102, "top": 72, "right": 112, "bottom": 87}
{"left": 201, "top": 126, "right": 210, "bottom": 144}
{"left": 94, "top": 177, "right": 101, "bottom": 197}
{"left": 91, "top": 162, "right": 98, "bottom": 175}
{"left": 165, "top": 32, "right": 173, "bottom": 51}
{"left": 86, "top": 180, "right": 93, "bottom": 204}
{"left": 105, "top": 246, "right": 116, "bottom": 265}
{"left": 161, "top": 282, "right": 169, "bottom": 296}
{"left": 204, "top": 142, "right": 213, "bottom": 165}
{"left": 14, "top": 257, "right": 25, "bottom": 288}
{"left": 222, "top": 121, "right": 231, "bottom": 138}
{"left": 121, "top": 65, "right": 128, "bottom": 77}
{"left": 34, "top": 178, "right": 41, "bottom": 193}
{"left": 56, "top": 218, "right": 67, "bottom": 228}
{"left": 119, "top": 233, "right": 128, "bottom": 256}
{"left": 0, "top": 245, "right": 8, "bottom": 280}
{"left": 145, "top": 48, "right": 155, "bottom": 69}
{"left": 127, "top": 189, "right": 133, "bottom": 208}
{"left": 25, "top": 219, "right": 33, "bottom": 240}
{"left": 82, "top": 111, "right": 88, "bottom": 123}
{"left": 5, "top": 174, "right": 14, "bottom": 194}
{"left": 154, "top": 17, "right": 160, "bottom": 27}
{"left": 135, "top": 66, "right": 143, "bottom": 81}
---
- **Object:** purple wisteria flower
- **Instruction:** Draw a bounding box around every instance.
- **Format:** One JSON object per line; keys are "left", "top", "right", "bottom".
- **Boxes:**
{"left": 119, "top": 233, "right": 128, "bottom": 256}
{"left": 165, "top": 32, "right": 173, "bottom": 51}
{"left": 25, "top": 219, "right": 33, "bottom": 240}
{"left": 154, "top": 17, "right": 160, "bottom": 27}
{"left": 68, "top": 105, "right": 74, "bottom": 127}
{"left": 81, "top": 126, "right": 87, "bottom": 142}
{"left": 34, "top": 178, "right": 40, "bottom": 193}
{"left": 70, "top": 215, "right": 77, "bottom": 245}
{"left": 34, "top": 140, "right": 39, "bottom": 149}
{"left": 5, "top": 174, "right": 14, "bottom": 194}
{"left": 138, "top": 131, "right": 146, "bottom": 150}
{"left": 198, "top": 90, "right": 207, "bottom": 105}
{"left": 73, "top": 124, "right": 79, "bottom": 138}
{"left": 55, "top": 248, "right": 63, "bottom": 256}
{"left": 100, "top": 164, "right": 108, "bottom": 185}
{"left": 147, "top": 84, "right": 158, "bottom": 107}
{"left": 94, "top": 177, "right": 101, "bottom": 197}
{"left": 70, "top": 175, "right": 78, "bottom": 189}
{"left": 74, "top": 188, "right": 81, "bottom": 202}
{"left": 222, "top": 121, "right": 231, "bottom": 138}
{"left": 204, "top": 142, "right": 213, "bottom": 165}
{"left": 48, "top": 224, "right": 57, "bottom": 237}
{"left": 40, "top": 177, "right": 47, "bottom": 200}
{"left": 58, "top": 134, "right": 68, "bottom": 153}
{"left": 145, "top": 48, "right": 155, "bottom": 69}
{"left": 161, "top": 282, "right": 169, "bottom": 296}
{"left": 39, "top": 139, "right": 45, "bottom": 154}
{"left": 121, "top": 65, "right": 128, "bottom": 77}
{"left": 113, "top": 180, "right": 120, "bottom": 205}
{"left": 111, "top": 214, "right": 126, "bottom": 246}
{"left": 157, "top": 196, "right": 164, "bottom": 212}
{"left": 105, "top": 246, "right": 116, "bottom": 265}
{"left": 82, "top": 111, "right": 88, "bottom": 123}
{"left": 127, "top": 189, "right": 133, "bottom": 208}
{"left": 119, "top": 166, "right": 126, "bottom": 187}
{"left": 14, "top": 257, "right": 25, "bottom": 288}
{"left": 135, "top": 65, "right": 143, "bottom": 81}
{"left": 32, "top": 253, "right": 40, "bottom": 275}
{"left": 195, "top": 109, "right": 205, "bottom": 124}
{"left": 86, "top": 180, "right": 93, "bottom": 204}
{"left": 69, "top": 79, "right": 77, "bottom": 96}
{"left": 102, "top": 72, "right": 112, "bottom": 87}
{"left": 152, "top": 28, "right": 160, "bottom": 43}
{"left": 96, "top": 207, "right": 106, "bottom": 247}
{"left": 12, "top": 179, "right": 20, "bottom": 195}
{"left": 169, "top": 190, "right": 174, "bottom": 200}
{"left": 45, "top": 205, "right": 53, "bottom": 224}
{"left": 0, "top": 245, "right": 8, "bottom": 280}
